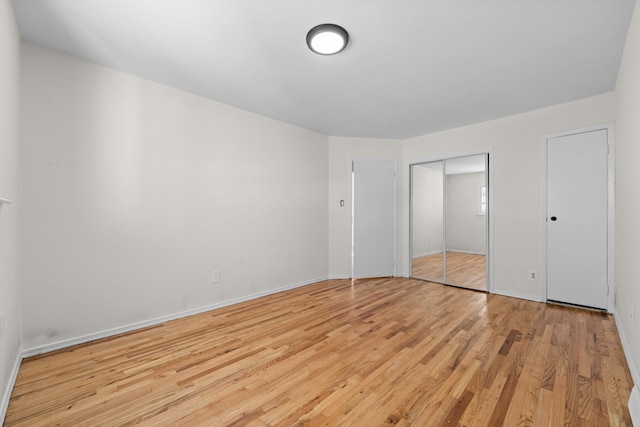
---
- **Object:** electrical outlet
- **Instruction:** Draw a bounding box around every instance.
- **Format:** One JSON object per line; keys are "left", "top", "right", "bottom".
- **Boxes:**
{"left": 211, "top": 270, "right": 221, "bottom": 284}
{"left": 528, "top": 270, "right": 537, "bottom": 281}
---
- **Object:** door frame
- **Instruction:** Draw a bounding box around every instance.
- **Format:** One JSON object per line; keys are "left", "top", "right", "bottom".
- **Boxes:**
{"left": 351, "top": 157, "right": 398, "bottom": 278}
{"left": 407, "top": 148, "right": 494, "bottom": 293}
{"left": 540, "top": 124, "right": 615, "bottom": 312}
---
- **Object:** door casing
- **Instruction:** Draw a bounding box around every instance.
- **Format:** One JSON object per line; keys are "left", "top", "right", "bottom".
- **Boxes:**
{"left": 540, "top": 124, "right": 615, "bottom": 312}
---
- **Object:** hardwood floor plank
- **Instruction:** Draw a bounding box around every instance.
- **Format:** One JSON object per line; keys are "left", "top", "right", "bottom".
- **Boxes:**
{"left": 515, "top": 323, "right": 553, "bottom": 425}
{"left": 5, "top": 278, "right": 634, "bottom": 426}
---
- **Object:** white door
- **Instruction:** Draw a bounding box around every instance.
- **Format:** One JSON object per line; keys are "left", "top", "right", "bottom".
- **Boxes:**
{"left": 352, "top": 158, "right": 395, "bottom": 278}
{"left": 547, "top": 129, "right": 608, "bottom": 309}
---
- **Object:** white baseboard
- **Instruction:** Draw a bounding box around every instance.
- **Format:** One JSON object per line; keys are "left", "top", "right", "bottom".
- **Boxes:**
{"left": 327, "top": 275, "right": 408, "bottom": 280}
{"left": 629, "top": 386, "right": 640, "bottom": 427}
{"left": 614, "top": 310, "right": 640, "bottom": 425}
{"left": 22, "top": 276, "right": 329, "bottom": 358}
{"left": 492, "top": 289, "right": 543, "bottom": 303}
{"left": 412, "top": 250, "right": 487, "bottom": 259}
{"left": 412, "top": 250, "right": 443, "bottom": 259}
{"left": 445, "top": 249, "right": 487, "bottom": 256}
{"left": 614, "top": 310, "right": 640, "bottom": 385}
{"left": 1, "top": 350, "right": 22, "bottom": 425}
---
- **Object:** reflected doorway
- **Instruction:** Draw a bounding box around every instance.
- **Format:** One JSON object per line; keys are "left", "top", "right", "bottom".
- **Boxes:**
{"left": 410, "top": 154, "right": 489, "bottom": 291}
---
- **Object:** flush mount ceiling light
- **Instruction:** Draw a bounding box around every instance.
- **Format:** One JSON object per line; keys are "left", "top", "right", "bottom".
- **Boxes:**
{"left": 306, "top": 24, "right": 349, "bottom": 55}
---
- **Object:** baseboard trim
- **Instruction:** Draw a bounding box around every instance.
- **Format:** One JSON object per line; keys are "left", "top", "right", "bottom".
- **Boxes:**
{"left": 412, "top": 250, "right": 488, "bottom": 259}
{"left": 22, "top": 276, "right": 329, "bottom": 358}
{"left": 445, "top": 249, "right": 487, "bottom": 256}
{"left": 629, "top": 386, "right": 640, "bottom": 426}
{"left": 492, "top": 289, "right": 543, "bottom": 303}
{"left": 0, "top": 350, "right": 22, "bottom": 425}
{"left": 614, "top": 310, "right": 640, "bottom": 425}
{"left": 411, "top": 250, "right": 443, "bottom": 259}
{"left": 614, "top": 310, "right": 640, "bottom": 384}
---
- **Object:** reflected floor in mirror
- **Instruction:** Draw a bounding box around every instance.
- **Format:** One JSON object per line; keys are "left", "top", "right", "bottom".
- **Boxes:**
{"left": 412, "top": 252, "right": 486, "bottom": 291}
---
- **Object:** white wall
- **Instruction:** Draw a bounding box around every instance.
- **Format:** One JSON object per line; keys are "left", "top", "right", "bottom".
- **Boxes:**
{"left": 411, "top": 164, "right": 444, "bottom": 257}
{"left": 328, "top": 137, "right": 401, "bottom": 278}
{"left": 9, "top": 12, "right": 638, "bottom": 418}
{"left": 445, "top": 172, "right": 486, "bottom": 254}
{"left": 615, "top": 0, "right": 640, "bottom": 407}
{"left": 0, "top": 0, "right": 21, "bottom": 419}
{"left": 401, "top": 93, "right": 615, "bottom": 299}
{"left": 20, "top": 44, "right": 329, "bottom": 350}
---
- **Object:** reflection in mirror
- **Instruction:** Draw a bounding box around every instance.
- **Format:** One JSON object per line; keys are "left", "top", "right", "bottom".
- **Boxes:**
{"left": 411, "top": 154, "right": 488, "bottom": 291}
{"left": 411, "top": 161, "right": 444, "bottom": 282}
{"left": 444, "top": 155, "right": 487, "bottom": 290}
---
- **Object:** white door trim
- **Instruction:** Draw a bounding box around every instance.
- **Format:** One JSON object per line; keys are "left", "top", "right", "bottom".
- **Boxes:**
{"left": 540, "top": 124, "right": 615, "bottom": 312}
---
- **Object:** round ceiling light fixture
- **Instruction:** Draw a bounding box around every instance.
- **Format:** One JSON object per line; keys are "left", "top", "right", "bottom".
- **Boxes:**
{"left": 306, "top": 24, "right": 349, "bottom": 55}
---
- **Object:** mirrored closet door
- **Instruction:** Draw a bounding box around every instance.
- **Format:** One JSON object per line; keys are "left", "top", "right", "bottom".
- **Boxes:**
{"left": 410, "top": 154, "right": 488, "bottom": 291}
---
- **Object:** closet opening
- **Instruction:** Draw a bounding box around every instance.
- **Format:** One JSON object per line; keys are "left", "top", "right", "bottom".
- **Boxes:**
{"left": 410, "top": 154, "right": 490, "bottom": 292}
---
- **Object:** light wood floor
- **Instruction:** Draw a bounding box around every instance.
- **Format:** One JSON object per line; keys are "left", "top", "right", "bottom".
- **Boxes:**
{"left": 412, "top": 252, "right": 487, "bottom": 291}
{"left": 6, "top": 278, "right": 633, "bottom": 426}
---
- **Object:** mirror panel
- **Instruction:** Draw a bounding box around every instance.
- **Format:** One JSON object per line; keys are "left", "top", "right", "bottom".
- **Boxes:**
{"left": 411, "top": 161, "right": 444, "bottom": 282}
{"left": 410, "top": 154, "right": 488, "bottom": 291}
{"left": 445, "top": 155, "right": 487, "bottom": 290}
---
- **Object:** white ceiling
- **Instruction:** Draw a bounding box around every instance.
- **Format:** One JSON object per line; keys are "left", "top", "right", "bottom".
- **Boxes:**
{"left": 12, "top": 0, "right": 635, "bottom": 139}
